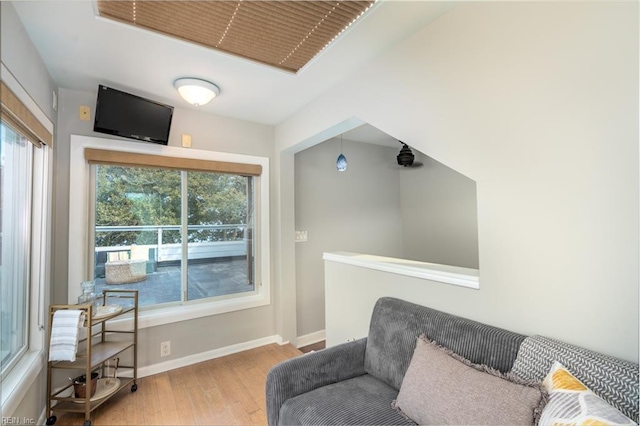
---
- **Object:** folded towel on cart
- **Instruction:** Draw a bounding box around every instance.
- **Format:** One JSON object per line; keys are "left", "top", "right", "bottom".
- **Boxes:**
{"left": 48, "top": 309, "right": 85, "bottom": 362}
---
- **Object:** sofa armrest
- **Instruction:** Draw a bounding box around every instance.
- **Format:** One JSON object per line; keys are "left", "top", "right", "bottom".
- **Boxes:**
{"left": 266, "top": 338, "right": 367, "bottom": 426}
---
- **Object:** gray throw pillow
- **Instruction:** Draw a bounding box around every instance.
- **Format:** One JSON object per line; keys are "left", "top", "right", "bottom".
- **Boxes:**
{"left": 393, "top": 335, "right": 547, "bottom": 425}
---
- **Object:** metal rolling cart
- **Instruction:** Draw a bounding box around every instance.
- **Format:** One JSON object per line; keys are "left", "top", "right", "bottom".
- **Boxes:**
{"left": 46, "top": 290, "right": 138, "bottom": 426}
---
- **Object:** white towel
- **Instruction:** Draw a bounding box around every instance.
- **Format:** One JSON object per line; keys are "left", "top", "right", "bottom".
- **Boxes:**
{"left": 48, "top": 309, "right": 85, "bottom": 362}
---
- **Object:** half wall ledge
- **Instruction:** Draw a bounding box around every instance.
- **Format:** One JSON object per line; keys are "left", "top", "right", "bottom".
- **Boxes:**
{"left": 322, "top": 252, "right": 479, "bottom": 290}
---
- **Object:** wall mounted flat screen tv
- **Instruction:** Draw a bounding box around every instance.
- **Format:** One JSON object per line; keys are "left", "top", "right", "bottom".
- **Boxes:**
{"left": 94, "top": 85, "right": 174, "bottom": 145}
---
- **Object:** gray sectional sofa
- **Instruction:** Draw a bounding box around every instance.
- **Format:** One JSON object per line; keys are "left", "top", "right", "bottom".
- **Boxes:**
{"left": 266, "top": 297, "right": 638, "bottom": 425}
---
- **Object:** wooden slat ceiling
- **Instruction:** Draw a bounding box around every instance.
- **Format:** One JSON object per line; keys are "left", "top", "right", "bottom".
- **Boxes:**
{"left": 97, "top": 1, "right": 375, "bottom": 73}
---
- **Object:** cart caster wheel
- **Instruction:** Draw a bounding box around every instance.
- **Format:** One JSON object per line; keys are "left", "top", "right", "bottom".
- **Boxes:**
{"left": 46, "top": 416, "right": 56, "bottom": 425}
{"left": 131, "top": 383, "right": 138, "bottom": 392}
{"left": 83, "top": 420, "right": 92, "bottom": 426}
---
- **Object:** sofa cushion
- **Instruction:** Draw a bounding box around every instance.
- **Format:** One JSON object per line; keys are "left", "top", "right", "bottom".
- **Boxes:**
{"left": 266, "top": 339, "right": 368, "bottom": 426}
{"left": 278, "top": 374, "right": 414, "bottom": 426}
{"left": 539, "top": 361, "right": 636, "bottom": 426}
{"left": 394, "top": 335, "right": 547, "bottom": 425}
{"left": 364, "top": 297, "right": 527, "bottom": 390}
{"left": 511, "top": 335, "right": 639, "bottom": 423}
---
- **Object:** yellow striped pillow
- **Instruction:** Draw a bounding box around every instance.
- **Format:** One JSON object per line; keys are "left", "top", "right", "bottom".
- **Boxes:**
{"left": 540, "top": 362, "right": 636, "bottom": 426}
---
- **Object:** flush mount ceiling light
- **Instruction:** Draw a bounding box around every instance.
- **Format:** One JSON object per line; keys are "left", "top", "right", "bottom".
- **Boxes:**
{"left": 174, "top": 78, "right": 220, "bottom": 107}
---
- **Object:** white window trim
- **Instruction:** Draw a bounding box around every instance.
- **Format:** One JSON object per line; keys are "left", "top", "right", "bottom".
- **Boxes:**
{"left": 68, "top": 135, "right": 271, "bottom": 329}
{"left": 0, "top": 64, "right": 52, "bottom": 416}
{"left": 1, "top": 143, "right": 50, "bottom": 414}
{"left": 0, "top": 64, "right": 54, "bottom": 136}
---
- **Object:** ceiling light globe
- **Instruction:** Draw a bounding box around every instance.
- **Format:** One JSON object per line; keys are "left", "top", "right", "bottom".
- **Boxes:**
{"left": 174, "top": 78, "right": 220, "bottom": 106}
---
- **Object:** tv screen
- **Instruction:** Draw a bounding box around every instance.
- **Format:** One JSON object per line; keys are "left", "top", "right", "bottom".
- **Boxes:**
{"left": 93, "top": 85, "right": 174, "bottom": 145}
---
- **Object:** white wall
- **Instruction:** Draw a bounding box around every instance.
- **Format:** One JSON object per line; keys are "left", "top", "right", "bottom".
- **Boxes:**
{"left": 400, "top": 151, "right": 479, "bottom": 269}
{"left": 324, "top": 259, "right": 478, "bottom": 347}
{"left": 277, "top": 2, "right": 639, "bottom": 361}
{"left": 0, "top": 2, "right": 56, "bottom": 122}
{"left": 294, "top": 139, "right": 403, "bottom": 336}
{"left": 55, "top": 87, "right": 278, "bottom": 367}
{"left": 1, "top": 2, "right": 57, "bottom": 421}
{"left": 294, "top": 140, "right": 480, "bottom": 338}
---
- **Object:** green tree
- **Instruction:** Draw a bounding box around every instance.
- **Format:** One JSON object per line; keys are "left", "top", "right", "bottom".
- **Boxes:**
{"left": 187, "top": 172, "right": 248, "bottom": 242}
{"left": 95, "top": 166, "right": 249, "bottom": 246}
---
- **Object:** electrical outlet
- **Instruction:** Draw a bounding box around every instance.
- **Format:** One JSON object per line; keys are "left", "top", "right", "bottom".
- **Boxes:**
{"left": 160, "top": 341, "right": 171, "bottom": 357}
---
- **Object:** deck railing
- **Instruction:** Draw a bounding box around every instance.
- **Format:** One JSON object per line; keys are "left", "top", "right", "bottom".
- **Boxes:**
{"left": 95, "top": 224, "right": 251, "bottom": 276}
{"left": 96, "top": 224, "right": 246, "bottom": 245}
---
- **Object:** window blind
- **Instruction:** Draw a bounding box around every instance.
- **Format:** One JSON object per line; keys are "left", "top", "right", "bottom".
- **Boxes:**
{"left": 97, "top": 1, "right": 375, "bottom": 73}
{"left": 84, "top": 148, "right": 262, "bottom": 176}
{"left": 0, "top": 81, "right": 53, "bottom": 148}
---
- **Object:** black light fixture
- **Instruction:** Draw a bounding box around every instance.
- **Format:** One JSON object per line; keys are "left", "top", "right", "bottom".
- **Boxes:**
{"left": 397, "top": 142, "right": 415, "bottom": 167}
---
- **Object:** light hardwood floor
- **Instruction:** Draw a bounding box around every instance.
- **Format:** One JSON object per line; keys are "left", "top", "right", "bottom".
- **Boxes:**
{"left": 298, "top": 341, "right": 325, "bottom": 354}
{"left": 54, "top": 343, "right": 302, "bottom": 426}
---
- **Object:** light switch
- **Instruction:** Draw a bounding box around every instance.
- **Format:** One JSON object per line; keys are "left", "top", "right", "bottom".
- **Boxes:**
{"left": 79, "top": 105, "right": 91, "bottom": 121}
{"left": 182, "top": 134, "right": 192, "bottom": 148}
{"left": 295, "top": 230, "right": 308, "bottom": 242}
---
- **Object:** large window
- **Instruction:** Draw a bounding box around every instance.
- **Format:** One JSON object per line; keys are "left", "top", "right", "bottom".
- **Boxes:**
{"left": 91, "top": 165, "right": 255, "bottom": 307}
{"left": 0, "top": 123, "right": 32, "bottom": 376}
{"left": 67, "top": 138, "right": 270, "bottom": 327}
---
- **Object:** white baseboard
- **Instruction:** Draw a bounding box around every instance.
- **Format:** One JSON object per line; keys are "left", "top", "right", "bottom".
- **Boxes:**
{"left": 38, "top": 407, "right": 46, "bottom": 425}
{"left": 296, "top": 330, "right": 326, "bottom": 348}
{"left": 138, "top": 335, "right": 279, "bottom": 378}
{"left": 274, "top": 334, "right": 289, "bottom": 346}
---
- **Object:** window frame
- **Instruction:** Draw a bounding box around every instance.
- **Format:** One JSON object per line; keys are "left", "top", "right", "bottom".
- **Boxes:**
{"left": 89, "top": 164, "right": 259, "bottom": 306}
{"left": 1, "top": 123, "right": 34, "bottom": 377}
{"left": 0, "top": 137, "right": 50, "bottom": 414}
{"left": 0, "top": 64, "right": 53, "bottom": 416}
{"left": 68, "top": 135, "right": 271, "bottom": 330}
